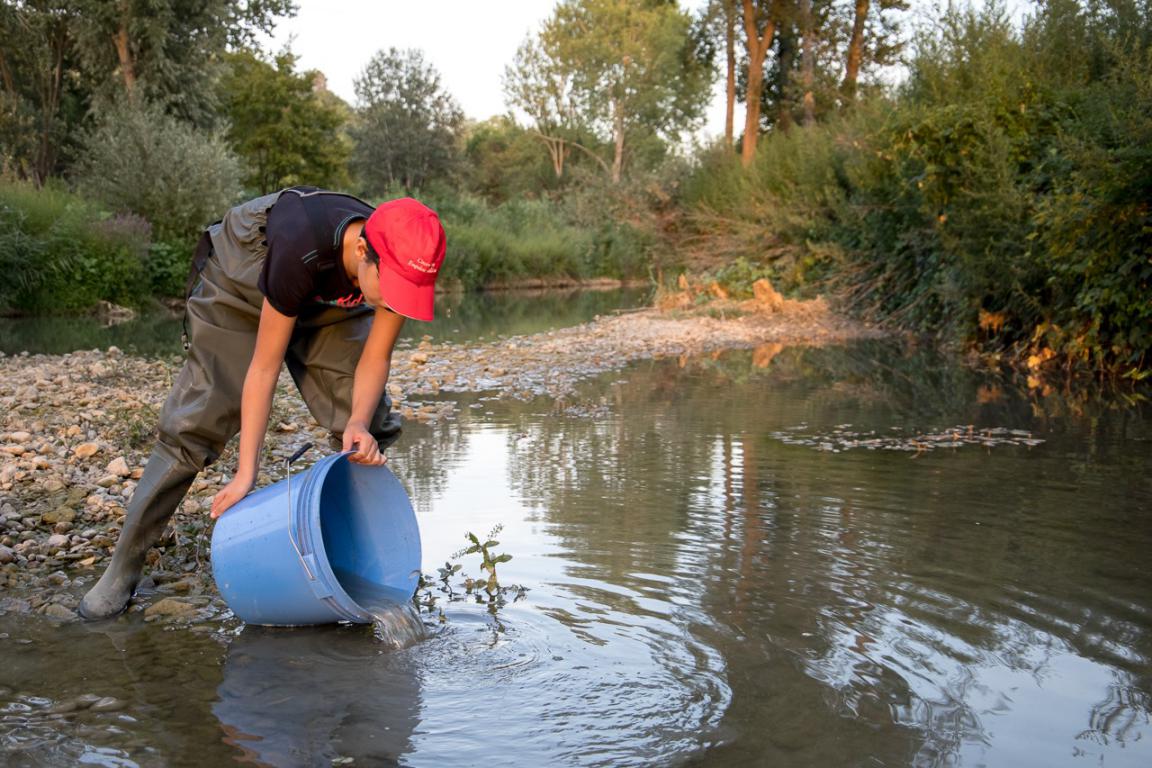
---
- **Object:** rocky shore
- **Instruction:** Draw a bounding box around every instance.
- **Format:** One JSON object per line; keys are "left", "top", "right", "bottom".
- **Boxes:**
{"left": 0, "top": 297, "right": 883, "bottom": 622}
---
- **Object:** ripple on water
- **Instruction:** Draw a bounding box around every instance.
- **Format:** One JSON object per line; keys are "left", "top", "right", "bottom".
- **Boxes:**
{"left": 406, "top": 603, "right": 731, "bottom": 767}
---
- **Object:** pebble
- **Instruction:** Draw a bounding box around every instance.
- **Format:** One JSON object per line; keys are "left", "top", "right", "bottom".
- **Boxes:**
{"left": 74, "top": 442, "right": 101, "bottom": 459}
{"left": 90, "top": 696, "right": 125, "bottom": 713}
{"left": 42, "top": 603, "right": 75, "bottom": 619}
{"left": 106, "top": 457, "right": 131, "bottom": 477}
{"left": 46, "top": 533, "right": 69, "bottom": 549}
{"left": 144, "top": 597, "right": 199, "bottom": 618}
{"left": 0, "top": 546, "right": 12, "bottom": 564}
{"left": 41, "top": 507, "right": 76, "bottom": 525}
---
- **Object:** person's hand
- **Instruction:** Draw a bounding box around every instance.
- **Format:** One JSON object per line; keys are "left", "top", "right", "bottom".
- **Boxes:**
{"left": 211, "top": 474, "right": 254, "bottom": 519}
{"left": 343, "top": 420, "right": 387, "bottom": 466}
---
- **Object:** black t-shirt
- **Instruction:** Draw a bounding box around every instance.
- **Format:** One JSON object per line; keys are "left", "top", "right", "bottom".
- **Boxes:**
{"left": 257, "top": 187, "right": 375, "bottom": 317}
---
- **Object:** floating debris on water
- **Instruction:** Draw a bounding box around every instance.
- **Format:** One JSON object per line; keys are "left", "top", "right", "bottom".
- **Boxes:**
{"left": 769, "top": 424, "right": 1045, "bottom": 454}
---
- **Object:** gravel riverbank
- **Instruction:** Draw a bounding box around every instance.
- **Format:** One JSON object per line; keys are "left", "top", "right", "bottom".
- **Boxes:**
{"left": 0, "top": 298, "right": 883, "bottom": 621}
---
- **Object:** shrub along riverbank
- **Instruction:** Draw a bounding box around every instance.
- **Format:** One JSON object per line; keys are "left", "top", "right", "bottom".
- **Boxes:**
{"left": 679, "top": 3, "right": 1151, "bottom": 380}
{"left": 0, "top": 181, "right": 647, "bottom": 316}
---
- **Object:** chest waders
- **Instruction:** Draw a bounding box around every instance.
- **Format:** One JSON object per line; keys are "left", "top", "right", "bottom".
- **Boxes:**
{"left": 79, "top": 191, "right": 402, "bottom": 620}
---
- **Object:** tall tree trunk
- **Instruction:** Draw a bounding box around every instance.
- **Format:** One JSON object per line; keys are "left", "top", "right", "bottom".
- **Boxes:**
{"left": 800, "top": 0, "right": 815, "bottom": 126}
{"left": 0, "top": 50, "right": 14, "bottom": 94}
{"left": 740, "top": 0, "right": 777, "bottom": 167}
{"left": 776, "top": 26, "right": 794, "bottom": 132}
{"left": 545, "top": 135, "right": 565, "bottom": 179}
{"left": 611, "top": 97, "right": 624, "bottom": 184}
{"left": 34, "top": 21, "right": 67, "bottom": 185}
{"left": 843, "top": 0, "right": 869, "bottom": 100}
{"left": 724, "top": 0, "right": 736, "bottom": 147}
{"left": 114, "top": 2, "right": 137, "bottom": 96}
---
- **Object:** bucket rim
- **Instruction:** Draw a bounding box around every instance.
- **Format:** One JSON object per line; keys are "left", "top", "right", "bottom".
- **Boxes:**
{"left": 292, "top": 452, "right": 372, "bottom": 623}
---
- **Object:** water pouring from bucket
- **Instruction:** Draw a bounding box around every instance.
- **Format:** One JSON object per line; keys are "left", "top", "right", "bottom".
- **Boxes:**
{"left": 210, "top": 444, "right": 425, "bottom": 645}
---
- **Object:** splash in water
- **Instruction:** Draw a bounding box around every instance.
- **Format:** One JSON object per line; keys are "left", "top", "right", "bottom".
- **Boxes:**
{"left": 333, "top": 568, "right": 427, "bottom": 650}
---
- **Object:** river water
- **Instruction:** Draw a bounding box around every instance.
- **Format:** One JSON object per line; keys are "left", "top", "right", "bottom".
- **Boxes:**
{"left": 0, "top": 286, "right": 651, "bottom": 356}
{"left": 1, "top": 316, "right": 1150, "bottom": 766}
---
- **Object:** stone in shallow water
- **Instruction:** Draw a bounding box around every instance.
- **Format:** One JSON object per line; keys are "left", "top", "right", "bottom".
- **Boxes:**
{"left": 42, "top": 603, "right": 75, "bottom": 620}
{"left": 41, "top": 507, "right": 75, "bottom": 525}
{"left": 89, "top": 696, "right": 124, "bottom": 713}
{"left": 144, "top": 597, "right": 198, "bottom": 618}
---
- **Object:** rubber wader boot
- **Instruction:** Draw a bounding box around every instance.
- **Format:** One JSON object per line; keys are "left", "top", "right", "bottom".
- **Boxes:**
{"left": 78, "top": 446, "right": 197, "bottom": 619}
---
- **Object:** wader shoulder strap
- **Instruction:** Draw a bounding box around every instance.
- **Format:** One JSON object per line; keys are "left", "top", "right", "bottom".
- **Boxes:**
{"left": 185, "top": 228, "right": 216, "bottom": 300}
{"left": 281, "top": 187, "right": 375, "bottom": 255}
{"left": 181, "top": 228, "right": 217, "bottom": 352}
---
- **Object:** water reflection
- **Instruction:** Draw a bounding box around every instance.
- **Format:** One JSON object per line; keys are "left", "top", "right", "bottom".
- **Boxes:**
{"left": 1, "top": 341, "right": 1148, "bottom": 766}
{"left": 439, "top": 343, "right": 1152, "bottom": 766}
{"left": 213, "top": 625, "right": 421, "bottom": 766}
{"left": 0, "top": 287, "right": 649, "bottom": 356}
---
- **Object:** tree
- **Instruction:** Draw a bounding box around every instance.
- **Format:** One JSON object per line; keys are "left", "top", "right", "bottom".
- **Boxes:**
{"left": 220, "top": 50, "right": 349, "bottom": 194}
{"left": 724, "top": 0, "right": 737, "bottom": 144}
{"left": 503, "top": 37, "right": 581, "bottom": 180}
{"left": 68, "top": 0, "right": 297, "bottom": 124}
{"left": 73, "top": 98, "right": 242, "bottom": 239}
{"left": 0, "top": 0, "right": 297, "bottom": 185}
{"left": 740, "top": 0, "right": 779, "bottom": 165}
{"left": 350, "top": 48, "right": 463, "bottom": 194}
{"left": 0, "top": 1, "right": 83, "bottom": 183}
{"left": 538, "top": 0, "right": 711, "bottom": 184}
{"left": 843, "top": 0, "right": 907, "bottom": 101}
{"left": 843, "top": 0, "right": 869, "bottom": 98}
{"left": 700, "top": 0, "right": 738, "bottom": 148}
{"left": 745, "top": 0, "right": 907, "bottom": 135}
{"left": 462, "top": 116, "right": 560, "bottom": 203}
{"left": 800, "top": 0, "right": 816, "bottom": 126}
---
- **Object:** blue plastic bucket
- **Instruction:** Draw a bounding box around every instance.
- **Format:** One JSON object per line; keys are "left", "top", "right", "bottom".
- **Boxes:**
{"left": 210, "top": 452, "right": 421, "bottom": 626}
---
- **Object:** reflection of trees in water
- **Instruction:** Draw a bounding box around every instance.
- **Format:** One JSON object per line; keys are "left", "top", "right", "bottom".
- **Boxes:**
{"left": 1080, "top": 677, "right": 1150, "bottom": 748}
{"left": 388, "top": 405, "right": 478, "bottom": 516}
{"left": 504, "top": 363, "right": 722, "bottom": 592}
{"left": 407, "top": 286, "right": 650, "bottom": 345}
{"left": 502, "top": 346, "right": 1151, "bottom": 763}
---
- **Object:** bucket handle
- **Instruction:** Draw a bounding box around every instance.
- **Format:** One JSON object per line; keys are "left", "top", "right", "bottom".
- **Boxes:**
{"left": 285, "top": 442, "right": 316, "bottom": 581}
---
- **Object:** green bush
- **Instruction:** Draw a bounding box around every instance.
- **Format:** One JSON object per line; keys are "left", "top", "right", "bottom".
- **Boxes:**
{"left": 409, "top": 190, "right": 642, "bottom": 290}
{"left": 682, "top": 1, "right": 1152, "bottom": 376}
{"left": 0, "top": 180, "right": 151, "bottom": 312}
{"left": 147, "top": 239, "right": 196, "bottom": 298}
{"left": 72, "top": 98, "right": 241, "bottom": 240}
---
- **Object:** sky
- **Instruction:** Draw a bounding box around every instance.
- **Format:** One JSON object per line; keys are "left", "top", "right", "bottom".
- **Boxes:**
{"left": 263, "top": 0, "right": 731, "bottom": 136}
{"left": 263, "top": 0, "right": 1034, "bottom": 142}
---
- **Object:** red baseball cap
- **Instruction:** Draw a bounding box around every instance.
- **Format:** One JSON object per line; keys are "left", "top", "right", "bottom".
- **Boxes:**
{"left": 363, "top": 198, "right": 446, "bottom": 321}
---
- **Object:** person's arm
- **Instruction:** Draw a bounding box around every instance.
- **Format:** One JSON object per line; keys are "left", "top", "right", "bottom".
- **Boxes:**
{"left": 211, "top": 298, "right": 295, "bottom": 518}
{"left": 342, "top": 307, "right": 406, "bottom": 465}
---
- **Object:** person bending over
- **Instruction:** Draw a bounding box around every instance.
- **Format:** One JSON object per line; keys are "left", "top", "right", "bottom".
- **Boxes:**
{"left": 79, "top": 187, "right": 446, "bottom": 620}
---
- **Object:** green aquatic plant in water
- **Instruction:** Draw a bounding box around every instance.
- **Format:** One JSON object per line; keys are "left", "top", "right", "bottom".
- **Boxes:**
{"left": 416, "top": 525, "right": 529, "bottom": 628}
{"left": 460, "top": 526, "right": 512, "bottom": 597}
